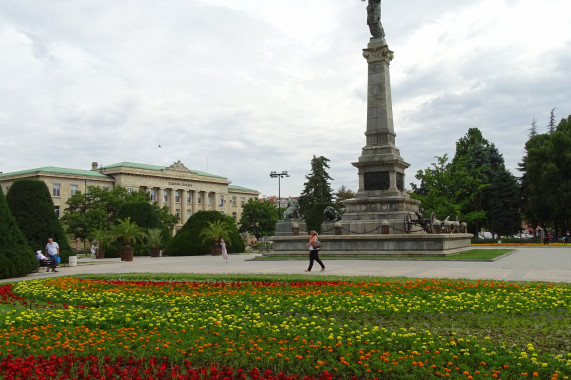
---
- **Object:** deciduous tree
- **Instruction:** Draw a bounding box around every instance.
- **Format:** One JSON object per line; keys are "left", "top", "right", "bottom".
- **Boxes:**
{"left": 238, "top": 200, "right": 278, "bottom": 239}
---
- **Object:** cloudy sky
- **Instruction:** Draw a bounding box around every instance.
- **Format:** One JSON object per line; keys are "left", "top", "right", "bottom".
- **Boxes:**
{"left": 1, "top": 0, "right": 570, "bottom": 198}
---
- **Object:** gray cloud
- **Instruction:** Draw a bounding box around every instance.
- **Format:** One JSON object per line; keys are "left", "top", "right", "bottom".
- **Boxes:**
{"left": 1, "top": 0, "right": 570, "bottom": 198}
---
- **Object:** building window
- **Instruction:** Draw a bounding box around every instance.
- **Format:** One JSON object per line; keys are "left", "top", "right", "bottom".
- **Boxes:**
{"left": 232, "top": 212, "right": 237, "bottom": 220}
{"left": 52, "top": 184, "right": 61, "bottom": 197}
{"left": 219, "top": 195, "right": 224, "bottom": 207}
{"left": 127, "top": 188, "right": 133, "bottom": 194}
{"left": 150, "top": 189, "right": 156, "bottom": 201}
{"left": 232, "top": 196, "right": 237, "bottom": 207}
{"left": 175, "top": 191, "right": 181, "bottom": 203}
{"left": 186, "top": 210, "right": 191, "bottom": 221}
{"left": 70, "top": 185, "right": 78, "bottom": 196}
{"left": 186, "top": 191, "right": 191, "bottom": 203}
{"left": 54, "top": 205, "right": 60, "bottom": 217}
{"left": 241, "top": 197, "right": 245, "bottom": 206}
{"left": 197, "top": 193, "right": 202, "bottom": 204}
{"left": 176, "top": 209, "right": 180, "bottom": 218}
{"left": 164, "top": 191, "right": 168, "bottom": 202}
{"left": 208, "top": 194, "right": 212, "bottom": 205}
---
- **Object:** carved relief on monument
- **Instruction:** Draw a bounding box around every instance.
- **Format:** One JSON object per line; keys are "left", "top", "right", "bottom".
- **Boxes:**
{"left": 362, "top": 45, "right": 394, "bottom": 64}
{"left": 396, "top": 173, "right": 404, "bottom": 191}
{"left": 364, "top": 171, "right": 390, "bottom": 191}
{"left": 167, "top": 160, "right": 191, "bottom": 172}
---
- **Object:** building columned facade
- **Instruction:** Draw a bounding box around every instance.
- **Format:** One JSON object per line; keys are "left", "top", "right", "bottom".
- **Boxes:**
{"left": 0, "top": 160, "right": 259, "bottom": 228}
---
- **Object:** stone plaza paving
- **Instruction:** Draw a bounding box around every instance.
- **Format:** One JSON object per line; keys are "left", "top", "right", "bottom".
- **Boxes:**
{"left": 3, "top": 246, "right": 570, "bottom": 283}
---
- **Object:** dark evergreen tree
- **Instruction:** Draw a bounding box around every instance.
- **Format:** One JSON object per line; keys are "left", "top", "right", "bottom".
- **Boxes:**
{"left": 548, "top": 107, "right": 556, "bottom": 134}
{"left": 451, "top": 128, "right": 521, "bottom": 236}
{"left": 238, "top": 200, "right": 278, "bottom": 239}
{"left": 486, "top": 166, "right": 522, "bottom": 236}
{"left": 522, "top": 114, "right": 571, "bottom": 236}
{"left": 165, "top": 211, "right": 244, "bottom": 256}
{"left": 6, "top": 179, "right": 74, "bottom": 263}
{"left": 529, "top": 117, "right": 538, "bottom": 138}
{"left": 0, "top": 187, "right": 37, "bottom": 279}
{"left": 298, "top": 155, "right": 334, "bottom": 218}
{"left": 117, "top": 201, "right": 160, "bottom": 229}
{"left": 116, "top": 201, "right": 160, "bottom": 256}
{"left": 305, "top": 201, "right": 339, "bottom": 234}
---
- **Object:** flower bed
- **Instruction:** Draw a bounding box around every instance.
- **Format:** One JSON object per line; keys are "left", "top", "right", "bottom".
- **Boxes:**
{"left": 1, "top": 277, "right": 570, "bottom": 379}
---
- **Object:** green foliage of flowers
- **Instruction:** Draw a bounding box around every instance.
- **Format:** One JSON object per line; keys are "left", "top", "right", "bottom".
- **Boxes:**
{"left": 1, "top": 276, "right": 570, "bottom": 379}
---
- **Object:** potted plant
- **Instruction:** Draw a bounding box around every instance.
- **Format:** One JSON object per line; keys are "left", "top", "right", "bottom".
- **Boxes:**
{"left": 92, "top": 228, "right": 114, "bottom": 259}
{"left": 112, "top": 217, "right": 143, "bottom": 261}
{"left": 145, "top": 228, "right": 163, "bottom": 257}
{"left": 199, "top": 219, "right": 232, "bottom": 256}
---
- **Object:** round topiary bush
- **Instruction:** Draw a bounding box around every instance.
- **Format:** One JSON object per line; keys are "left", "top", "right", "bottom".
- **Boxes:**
{"left": 6, "top": 179, "right": 73, "bottom": 263}
{"left": 0, "top": 187, "right": 37, "bottom": 278}
{"left": 165, "top": 211, "right": 245, "bottom": 256}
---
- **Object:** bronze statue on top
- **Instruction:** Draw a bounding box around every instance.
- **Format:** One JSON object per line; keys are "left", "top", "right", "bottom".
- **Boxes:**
{"left": 363, "top": 0, "right": 385, "bottom": 38}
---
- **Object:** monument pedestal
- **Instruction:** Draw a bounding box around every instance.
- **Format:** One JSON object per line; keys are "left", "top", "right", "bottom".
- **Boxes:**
{"left": 274, "top": 220, "right": 307, "bottom": 236}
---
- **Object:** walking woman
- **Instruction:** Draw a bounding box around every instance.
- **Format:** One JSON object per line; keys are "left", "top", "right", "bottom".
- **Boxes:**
{"left": 305, "top": 230, "right": 325, "bottom": 272}
{"left": 220, "top": 238, "right": 228, "bottom": 263}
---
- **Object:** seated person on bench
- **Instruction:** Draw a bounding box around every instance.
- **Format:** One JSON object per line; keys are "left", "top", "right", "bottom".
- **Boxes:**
{"left": 36, "top": 250, "right": 52, "bottom": 271}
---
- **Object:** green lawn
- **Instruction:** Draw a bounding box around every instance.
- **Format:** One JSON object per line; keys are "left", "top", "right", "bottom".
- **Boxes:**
{"left": 250, "top": 248, "right": 513, "bottom": 261}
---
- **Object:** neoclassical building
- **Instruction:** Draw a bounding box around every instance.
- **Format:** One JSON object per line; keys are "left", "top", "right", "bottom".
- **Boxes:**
{"left": 0, "top": 161, "right": 259, "bottom": 228}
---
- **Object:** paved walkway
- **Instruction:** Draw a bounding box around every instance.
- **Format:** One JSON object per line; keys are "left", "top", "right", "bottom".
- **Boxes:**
{"left": 2, "top": 246, "right": 570, "bottom": 283}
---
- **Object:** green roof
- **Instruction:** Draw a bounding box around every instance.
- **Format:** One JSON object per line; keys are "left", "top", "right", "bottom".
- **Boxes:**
{"left": 228, "top": 184, "right": 259, "bottom": 193}
{"left": 100, "top": 162, "right": 227, "bottom": 179}
{"left": 0, "top": 167, "right": 111, "bottom": 179}
{"left": 100, "top": 162, "right": 166, "bottom": 171}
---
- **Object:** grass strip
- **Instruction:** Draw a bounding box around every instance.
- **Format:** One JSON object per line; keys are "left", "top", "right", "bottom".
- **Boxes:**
{"left": 249, "top": 248, "right": 513, "bottom": 261}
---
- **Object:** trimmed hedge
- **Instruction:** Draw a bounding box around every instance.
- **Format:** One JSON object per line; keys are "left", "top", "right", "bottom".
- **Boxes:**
{"left": 165, "top": 211, "right": 245, "bottom": 256}
{"left": 6, "top": 179, "right": 73, "bottom": 263}
{"left": 0, "top": 187, "right": 37, "bottom": 279}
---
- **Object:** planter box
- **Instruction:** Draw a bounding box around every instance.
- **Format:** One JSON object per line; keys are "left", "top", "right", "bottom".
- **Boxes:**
{"left": 121, "top": 247, "right": 134, "bottom": 261}
{"left": 150, "top": 247, "right": 161, "bottom": 257}
{"left": 68, "top": 256, "right": 77, "bottom": 267}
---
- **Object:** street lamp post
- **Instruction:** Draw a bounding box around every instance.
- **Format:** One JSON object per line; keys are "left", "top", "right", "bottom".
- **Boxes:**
{"left": 270, "top": 171, "right": 289, "bottom": 219}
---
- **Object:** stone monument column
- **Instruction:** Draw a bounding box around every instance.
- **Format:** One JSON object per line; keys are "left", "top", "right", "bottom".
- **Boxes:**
{"left": 191, "top": 190, "right": 198, "bottom": 213}
{"left": 157, "top": 188, "right": 165, "bottom": 208}
{"left": 181, "top": 190, "right": 188, "bottom": 223}
{"left": 170, "top": 189, "right": 177, "bottom": 215}
{"left": 340, "top": 14, "right": 420, "bottom": 233}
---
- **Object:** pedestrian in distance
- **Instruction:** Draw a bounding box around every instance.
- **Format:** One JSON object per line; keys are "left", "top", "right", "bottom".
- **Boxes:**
{"left": 45, "top": 237, "right": 59, "bottom": 272}
{"left": 305, "top": 230, "right": 325, "bottom": 272}
{"left": 220, "top": 238, "right": 228, "bottom": 263}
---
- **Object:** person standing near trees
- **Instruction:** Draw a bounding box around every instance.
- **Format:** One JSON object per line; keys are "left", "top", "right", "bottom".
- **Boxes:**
{"left": 45, "top": 237, "right": 59, "bottom": 272}
{"left": 305, "top": 230, "right": 325, "bottom": 272}
{"left": 220, "top": 238, "right": 228, "bottom": 263}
